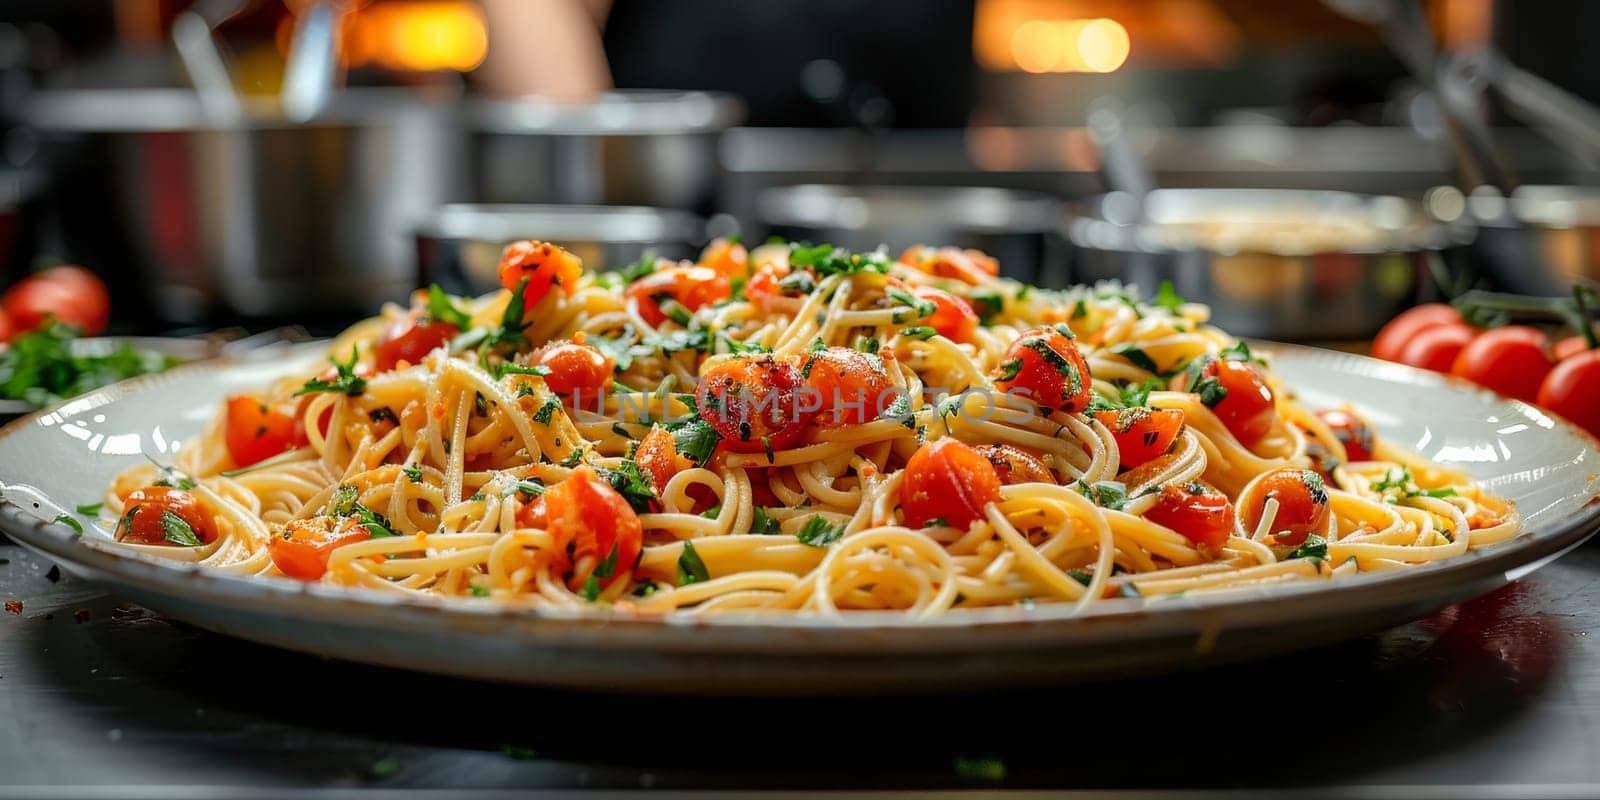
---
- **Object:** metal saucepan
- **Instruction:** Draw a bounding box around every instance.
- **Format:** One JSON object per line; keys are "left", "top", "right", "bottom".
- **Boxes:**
{"left": 1065, "top": 188, "right": 1472, "bottom": 341}
{"left": 468, "top": 91, "right": 743, "bottom": 211}
{"left": 1449, "top": 184, "right": 1600, "bottom": 296}
{"left": 755, "top": 184, "right": 1067, "bottom": 286}
{"left": 24, "top": 88, "right": 468, "bottom": 321}
{"left": 415, "top": 204, "right": 707, "bottom": 296}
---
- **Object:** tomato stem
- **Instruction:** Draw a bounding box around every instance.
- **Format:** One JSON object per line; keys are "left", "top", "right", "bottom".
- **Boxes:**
{"left": 1575, "top": 285, "right": 1600, "bottom": 350}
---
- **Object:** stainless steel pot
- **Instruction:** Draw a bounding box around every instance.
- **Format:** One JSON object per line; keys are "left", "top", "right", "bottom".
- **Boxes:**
{"left": 755, "top": 184, "right": 1067, "bottom": 286}
{"left": 24, "top": 88, "right": 468, "bottom": 321}
{"left": 468, "top": 91, "right": 743, "bottom": 211}
{"left": 415, "top": 204, "right": 706, "bottom": 296}
{"left": 1066, "top": 188, "right": 1472, "bottom": 341}
{"left": 1451, "top": 184, "right": 1600, "bottom": 296}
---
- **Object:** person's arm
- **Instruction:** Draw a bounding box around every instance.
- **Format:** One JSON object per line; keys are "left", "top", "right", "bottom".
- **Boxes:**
{"left": 475, "top": 0, "right": 614, "bottom": 100}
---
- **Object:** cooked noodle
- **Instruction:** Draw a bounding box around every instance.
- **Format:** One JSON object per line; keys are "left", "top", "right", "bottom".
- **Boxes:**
{"left": 99, "top": 240, "right": 1520, "bottom": 616}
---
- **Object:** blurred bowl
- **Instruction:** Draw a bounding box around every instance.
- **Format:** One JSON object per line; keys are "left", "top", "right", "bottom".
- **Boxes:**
{"left": 1065, "top": 188, "right": 1472, "bottom": 341}
{"left": 1453, "top": 184, "right": 1600, "bottom": 296}
{"left": 415, "top": 204, "right": 707, "bottom": 295}
{"left": 468, "top": 91, "right": 743, "bottom": 211}
{"left": 25, "top": 88, "right": 469, "bottom": 321}
{"left": 756, "top": 185, "right": 1066, "bottom": 285}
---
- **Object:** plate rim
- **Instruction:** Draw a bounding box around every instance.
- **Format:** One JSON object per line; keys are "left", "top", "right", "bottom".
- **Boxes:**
{"left": 1, "top": 341, "right": 1598, "bottom": 651}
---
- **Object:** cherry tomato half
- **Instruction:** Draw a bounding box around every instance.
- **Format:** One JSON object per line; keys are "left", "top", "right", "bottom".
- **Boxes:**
{"left": 898, "top": 244, "right": 999, "bottom": 285}
{"left": 801, "top": 346, "right": 895, "bottom": 426}
{"left": 915, "top": 286, "right": 980, "bottom": 343}
{"left": 115, "top": 486, "right": 216, "bottom": 546}
{"left": 544, "top": 465, "right": 644, "bottom": 587}
{"left": 697, "top": 354, "right": 812, "bottom": 452}
{"left": 374, "top": 313, "right": 457, "bottom": 372}
{"left": 1243, "top": 467, "right": 1330, "bottom": 547}
{"left": 1143, "top": 481, "right": 1236, "bottom": 549}
{"left": 900, "top": 438, "right": 1002, "bottom": 529}
{"left": 225, "top": 395, "right": 298, "bottom": 467}
{"left": 994, "top": 326, "right": 1093, "bottom": 413}
{"left": 1372, "top": 303, "right": 1462, "bottom": 362}
{"left": 267, "top": 516, "right": 371, "bottom": 581}
{"left": 1092, "top": 407, "right": 1185, "bottom": 469}
{"left": 625, "top": 265, "right": 732, "bottom": 327}
{"left": 1316, "top": 408, "right": 1375, "bottom": 463}
{"left": 497, "top": 240, "right": 583, "bottom": 308}
{"left": 972, "top": 443, "right": 1053, "bottom": 485}
{"left": 1537, "top": 349, "right": 1600, "bottom": 440}
{"left": 1396, "top": 322, "right": 1478, "bottom": 373}
{"left": 1188, "top": 357, "right": 1275, "bottom": 448}
{"left": 1450, "top": 325, "right": 1552, "bottom": 404}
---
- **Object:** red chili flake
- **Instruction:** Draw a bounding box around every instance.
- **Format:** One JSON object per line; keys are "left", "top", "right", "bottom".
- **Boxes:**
{"left": 4, "top": 600, "right": 21, "bottom": 615}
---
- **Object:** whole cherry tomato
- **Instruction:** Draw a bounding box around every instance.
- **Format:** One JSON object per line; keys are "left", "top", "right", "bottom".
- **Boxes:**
{"left": 533, "top": 338, "right": 615, "bottom": 399}
{"left": 1242, "top": 467, "right": 1330, "bottom": 547}
{"left": 1396, "top": 322, "right": 1478, "bottom": 373}
{"left": 1536, "top": 349, "right": 1600, "bottom": 440}
{"left": 1316, "top": 408, "right": 1375, "bottom": 463}
{"left": 1450, "top": 325, "right": 1552, "bottom": 404}
{"left": 1372, "top": 303, "right": 1462, "bottom": 362}
{"left": 801, "top": 346, "right": 894, "bottom": 426}
{"left": 3, "top": 266, "right": 112, "bottom": 336}
{"left": 696, "top": 354, "right": 812, "bottom": 452}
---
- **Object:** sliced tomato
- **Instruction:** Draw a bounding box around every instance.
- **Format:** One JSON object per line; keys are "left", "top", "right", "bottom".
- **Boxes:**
{"left": 114, "top": 486, "right": 216, "bottom": 546}
{"left": 972, "top": 443, "right": 1053, "bottom": 485}
{"left": 1093, "top": 407, "right": 1185, "bottom": 469}
{"left": 625, "top": 265, "right": 732, "bottom": 327}
{"left": 544, "top": 465, "right": 644, "bottom": 587}
{"left": 374, "top": 312, "right": 457, "bottom": 372}
{"left": 994, "top": 326, "right": 1093, "bottom": 413}
{"left": 1243, "top": 467, "right": 1330, "bottom": 546}
{"left": 900, "top": 438, "right": 1002, "bottom": 529}
{"left": 1143, "top": 481, "right": 1236, "bottom": 549}
{"left": 696, "top": 354, "right": 812, "bottom": 452}
{"left": 1316, "top": 408, "right": 1375, "bottom": 463}
{"left": 801, "top": 346, "right": 895, "bottom": 426}
{"left": 916, "top": 286, "right": 980, "bottom": 342}
{"left": 497, "top": 240, "right": 584, "bottom": 307}
{"left": 635, "top": 426, "right": 690, "bottom": 496}
{"left": 267, "top": 516, "right": 371, "bottom": 581}
{"left": 225, "top": 395, "right": 298, "bottom": 467}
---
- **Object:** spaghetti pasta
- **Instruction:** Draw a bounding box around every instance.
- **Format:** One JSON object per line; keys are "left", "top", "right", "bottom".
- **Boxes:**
{"left": 99, "top": 239, "right": 1520, "bottom": 616}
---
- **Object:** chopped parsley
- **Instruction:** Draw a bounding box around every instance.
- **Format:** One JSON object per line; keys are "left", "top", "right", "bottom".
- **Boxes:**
{"left": 297, "top": 346, "right": 368, "bottom": 397}
{"left": 531, "top": 396, "right": 561, "bottom": 425}
{"left": 594, "top": 543, "right": 621, "bottom": 579}
{"left": 887, "top": 287, "right": 937, "bottom": 321}
{"left": 795, "top": 516, "right": 846, "bottom": 547}
{"left": 161, "top": 509, "right": 203, "bottom": 546}
{"left": 559, "top": 449, "right": 585, "bottom": 468}
{"left": 1111, "top": 344, "right": 1159, "bottom": 374}
{"left": 144, "top": 455, "right": 197, "bottom": 490}
{"left": 426, "top": 284, "right": 473, "bottom": 328}
{"left": 669, "top": 418, "right": 722, "bottom": 466}
{"left": 1076, "top": 480, "right": 1128, "bottom": 511}
{"left": 622, "top": 251, "right": 659, "bottom": 282}
{"left": 499, "top": 363, "right": 552, "bottom": 377}
{"left": 402, "top": 464, "right": 424, "bottom": 483}
{"left": 580, "top": 574, "right": 602, "bottom": 602}
{"left": 777, "top": 271, "right": 817, "bottom": 294}
{"left": 677, "top": 540, "right": 710, "bottom": 585}
{"left": 970, "top": 289, "right": 1004, "bottom": 324}
{"left": 53, "top": 514, "right": 83, "bottom": 535}
{"left": 997, "top": 358, "right": 1023, "bottom": 381}
{"left": 1153, "top": 279, "right": 1185, "bottom": 313}
{"left": 882, "top": 393, "right": 916, "bottom": 429}
{"left": 901, "top": 326, "right": 938, "bottom": 341}
{"left": 750, "top": 507, "right": 781, "bottom": 535}
{"left": 325, "top": 484, "right": 397, "bottom": 538}
{"left": 470, "top": 585, "right": 491, "bottom": 598}
{"left": 75, "top": 502, "right": 103, "bottom": 516}
{"left": 789, "top": 243, "right": 893, "bottom": 276}
{"left": 1288, "top": 533, "right": 1328, "bottom": 561}
{"left": 594, "top": 462, "right": 656, "bottom": 513}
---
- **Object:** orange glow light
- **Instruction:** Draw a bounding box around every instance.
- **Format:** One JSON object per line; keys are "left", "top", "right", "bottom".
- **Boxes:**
{"left": 342, "top": 1, "right": 488, "bottom": 72}
{"left": 1006, "top": 17, "right": 1129, "bottom": 73}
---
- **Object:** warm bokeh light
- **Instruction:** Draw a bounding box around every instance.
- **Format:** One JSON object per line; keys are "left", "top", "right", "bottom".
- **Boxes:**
{"left": 1005, "top": 17, "right": 1129, "bottom": 73}
{"left": 1076, "top": 18, "right": 1131, "bottom": 73}
{"left": 278, "top": 1, "right": 488, "bottom": 72}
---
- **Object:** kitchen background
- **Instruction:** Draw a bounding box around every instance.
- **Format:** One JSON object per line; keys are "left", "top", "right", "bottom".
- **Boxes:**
{"left": 0, "top": 0, "right": 1596, "bottom": 341}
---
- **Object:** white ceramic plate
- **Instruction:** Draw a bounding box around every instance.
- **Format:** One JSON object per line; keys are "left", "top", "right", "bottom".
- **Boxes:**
{"left": 2, "top": 342, "right": 1597, "bottom": 694}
